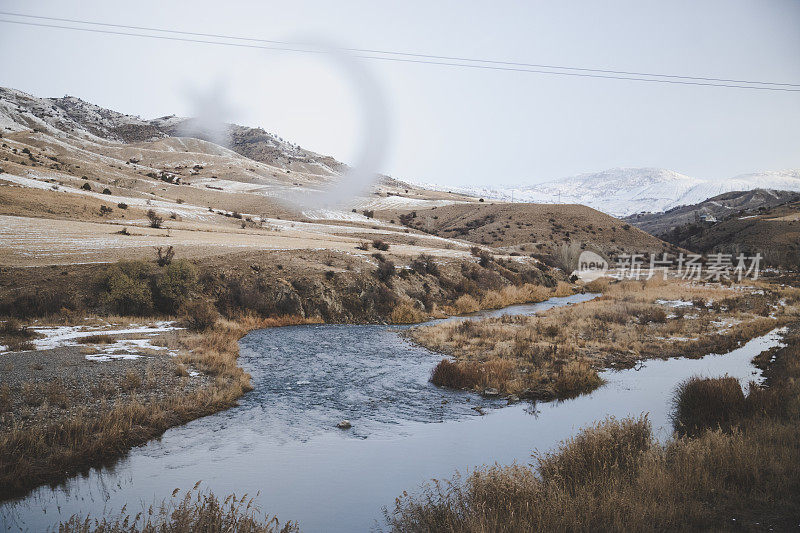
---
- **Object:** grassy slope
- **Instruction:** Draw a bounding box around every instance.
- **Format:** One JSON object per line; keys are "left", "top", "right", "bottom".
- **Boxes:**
{"left": 377, "top": 202, "right": 677, "bottom": 256}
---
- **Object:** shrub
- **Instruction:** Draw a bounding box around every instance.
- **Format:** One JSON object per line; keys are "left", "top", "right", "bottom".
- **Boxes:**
{"left": 638, "top": 306, "right": 667, "bottom": 324}
{"left": 671, "top": 376, "right": 746, "bottom": 437}
{"left": 180, "top": 299, "right": 219, "bottom": 331}
{"left": 80, "top": 182, "right": 91, "bottom": 191}
{"left": 553, "top": 360, "right": 604, "bottom": 399}
{"left": 6, "top": 338, "right": 35, "bottom": 352}
{"left": 390, "top": 302, "right": 427, "bottom": 324}
{"left": 536, "top": 415, "right": 651, "bottom": 487}
{"left": 154, "top": 260, "right": 197, "bottom": 313}
{"left": 410, "top": 253, "right": 439, "bottom": 276}
{"left": 0, "top": 288, "right": 76, "bottom": 318}
{"left": 376, "top": 259, "right": 396, "bottom": 282}
{"left": 372, "top": 239, "right": 390, "bottom": 251}
{"left": 147, "top": 209, "right": 163, "bottom": 228}
{"left": 97, "top": 261, "right": 153, "bottom": 315}
{"left": 430, "top": 359, "right": 482, "bottom": 389}
{"left": 102, "top": 188, "right": 111, "bottom": 194}
{"left": 117, "top": 202, "right": 128, "bottom": 209}
{"left": 453, "top": 294, "right": 480, "bottom": 314}
{"left": 0, "top": 318, "right": 32, "bottom": 338}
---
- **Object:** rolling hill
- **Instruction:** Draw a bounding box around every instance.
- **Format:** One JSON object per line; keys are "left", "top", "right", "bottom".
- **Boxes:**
{"left": 374, "top": 201, "right": 676, "bottom": 257}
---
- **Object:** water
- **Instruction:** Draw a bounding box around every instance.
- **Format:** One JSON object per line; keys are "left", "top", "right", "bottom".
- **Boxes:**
{"left": 0, "top": 294, "right": 784, "bottom": 532}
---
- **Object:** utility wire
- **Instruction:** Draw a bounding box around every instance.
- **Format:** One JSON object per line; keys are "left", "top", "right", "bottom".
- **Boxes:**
{"left": 3, "top": 10, "right": 798, "bottom": 88}
{"left": 1, "top": 14, "right": 798, "bottom": 92}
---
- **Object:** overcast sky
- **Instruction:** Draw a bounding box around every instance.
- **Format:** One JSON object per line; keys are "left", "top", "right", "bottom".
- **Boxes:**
{"left": 1, "top": 0, "right": 798, "bottom": 186}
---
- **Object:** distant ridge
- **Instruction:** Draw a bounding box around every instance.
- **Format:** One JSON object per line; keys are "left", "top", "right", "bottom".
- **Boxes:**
{"left": 422, "top": 167, "right": 800, "bottom": 217}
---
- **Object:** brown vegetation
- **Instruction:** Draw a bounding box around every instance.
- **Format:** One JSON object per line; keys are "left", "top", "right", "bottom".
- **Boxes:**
{"left": 388, "top": 328, "right": 800, "bottom": 531}
{"left": 390, "top": 302, "right": 428, "bottom": 324}
{"left": 58, "top": 485, "right": 298, "bottom": 533}
{"left": 0, "top": 318, "right": 39, "bottom": 351}
{"left": 414, "top": 279, "right": 799, "bottom": 398}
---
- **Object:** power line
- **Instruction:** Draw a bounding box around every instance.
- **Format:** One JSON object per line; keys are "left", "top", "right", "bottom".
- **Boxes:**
{"left": 1, "top": 14, "right": 798, "bottom": 92}
{"left": 3, "top": 10, "right": 798, "bottom": 88}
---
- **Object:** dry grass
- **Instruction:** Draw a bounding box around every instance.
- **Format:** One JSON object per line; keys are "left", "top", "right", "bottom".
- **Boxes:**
{"left": 388, "top": 326, "right": 800, "bottom": 532}
{"left": 412, "top": 279, "right": 799, "bottom": 398}
{"left": 0, "top": 385, "right": 10, "bottom": 413}
{"left": 671, "top": 376, "right": 747, "bottom": 437}
{"left": 446, "top": 283, "right": 573, "bottom": 317}
{"left": 479, "top": 283, "right": 554, "bottom": 310}
{"left": 77, "top": 334, "right": 115, "bottom": 344}
{"left": 553, "top": 360, "right": 605, "bottom": 399}
{"left": 387, "top": 417, "right": 800, "bottom": 532}
{"left": 390, "top": 302, "right": 428, "bottom": 324}
{"left": 430, "top": 359, "right": 485, "bottom": 390}
{"left": 0, "top": 314, "right": 320, "bottom": 501}
{"left": 0, "top": 318, "right": 39, "bottom": 352}
{"left": 58, "top": 484, "right": 298, "bottom": 533}
{"left": 449, "top": 294, "right": 478, "bottom": 315}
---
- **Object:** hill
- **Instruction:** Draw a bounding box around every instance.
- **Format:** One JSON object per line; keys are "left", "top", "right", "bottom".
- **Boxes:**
{"left": 375, "top": 201, "right": 675, "bottom": 258}
{"left": 659, "top": 199, "right": 800, "bottom": 268}
{"left": 0, "top": 86, "right": 678, "bottom": 269}
{"left": 625, "top": 189, "right": 800, "bottom": 236}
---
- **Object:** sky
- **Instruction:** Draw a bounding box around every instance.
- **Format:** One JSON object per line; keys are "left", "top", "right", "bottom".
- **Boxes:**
{"left": 0, "top": 0, "right": 798, "bottom": 187}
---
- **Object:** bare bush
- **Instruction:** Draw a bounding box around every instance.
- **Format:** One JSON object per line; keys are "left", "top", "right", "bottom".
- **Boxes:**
{"left": 147, "top": 209, "right": 164, "bottom": 229}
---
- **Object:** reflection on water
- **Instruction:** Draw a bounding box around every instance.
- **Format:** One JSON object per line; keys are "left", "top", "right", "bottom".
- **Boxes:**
{"left": 0, "top": 294, "right": 783, "bottom": 533}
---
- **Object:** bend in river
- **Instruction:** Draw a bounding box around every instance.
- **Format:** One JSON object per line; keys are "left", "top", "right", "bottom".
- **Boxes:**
{"left": 1, "top": 293, "right": 784, "bottom": 532}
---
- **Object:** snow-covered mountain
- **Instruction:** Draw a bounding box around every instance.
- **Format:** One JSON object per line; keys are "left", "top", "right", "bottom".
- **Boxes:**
{"left": 430, "top": 168, "right": 800, "bottom": 217}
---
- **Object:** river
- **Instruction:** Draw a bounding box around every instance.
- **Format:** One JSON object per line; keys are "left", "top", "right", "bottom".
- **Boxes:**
{"left": 0, "top": 293, "right": 783, "bottom": 532}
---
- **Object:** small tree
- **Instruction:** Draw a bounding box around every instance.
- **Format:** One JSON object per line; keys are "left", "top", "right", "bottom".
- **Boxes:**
{"left": 154, "top": 259, "right": 197, "bottom": 313}
{"left": 147, "top": 209, "right": 163, "bottom": 229}
{"left": 155, "top": 245, "right": 175, "bottom": 267}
